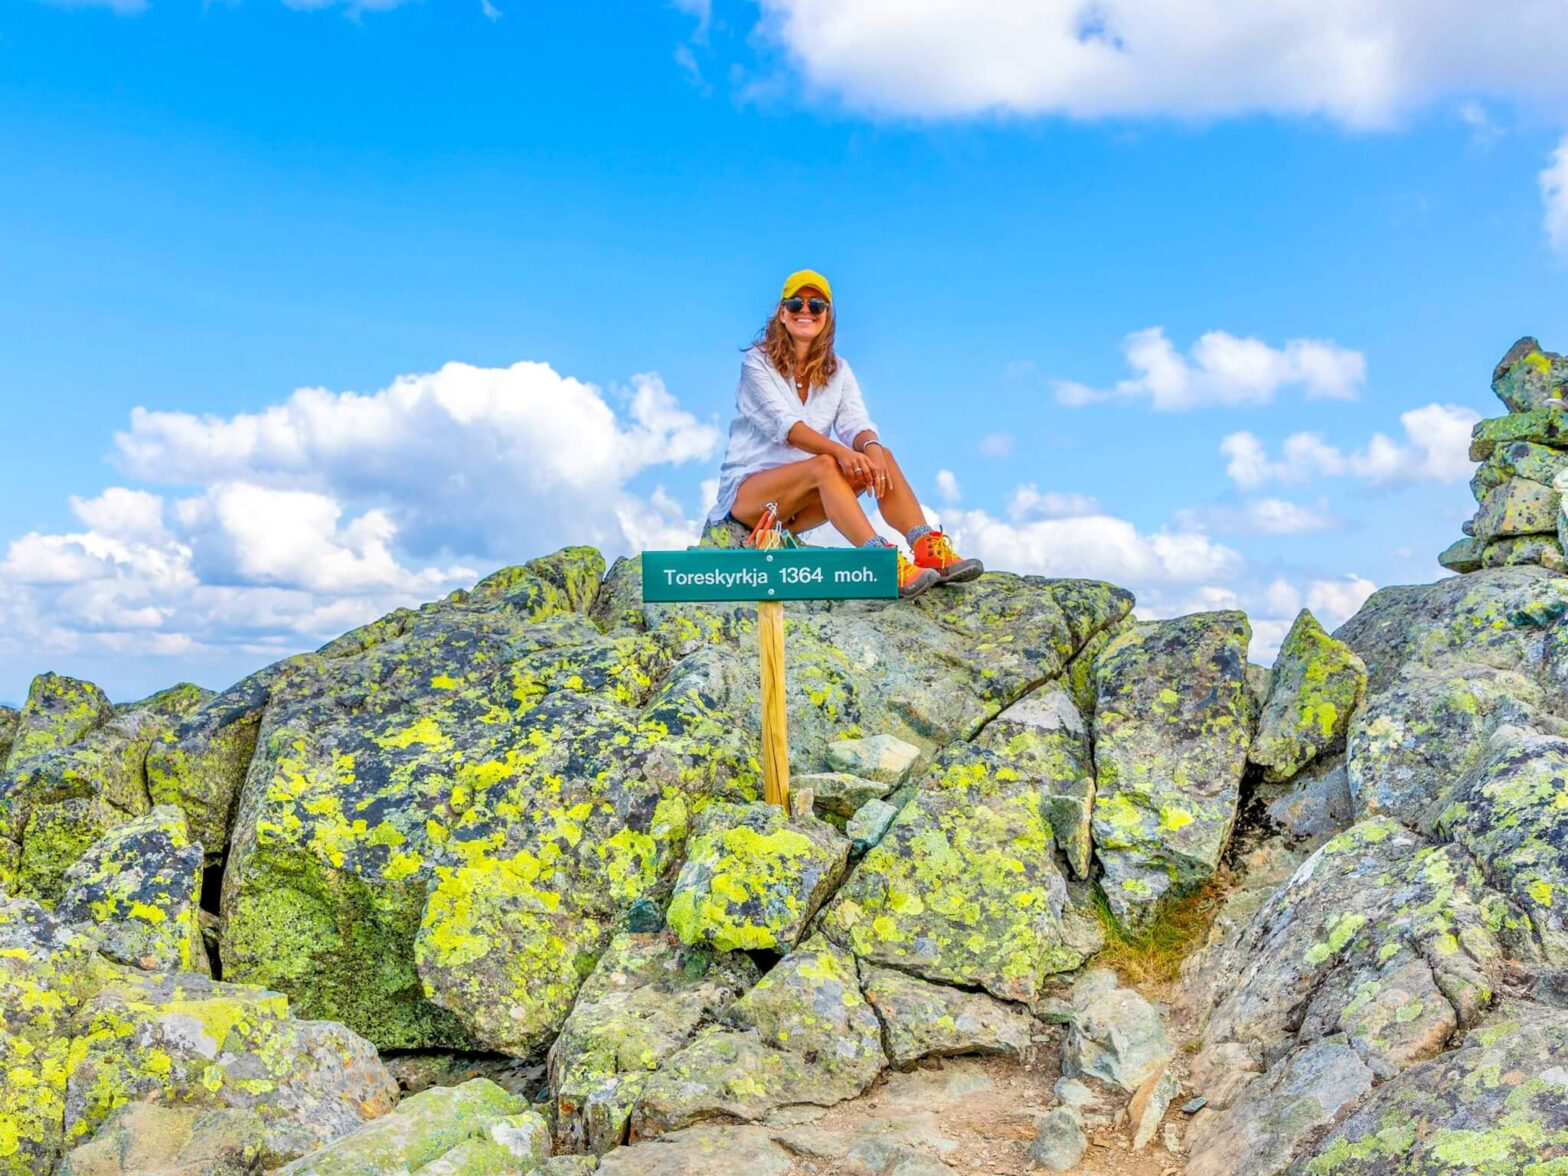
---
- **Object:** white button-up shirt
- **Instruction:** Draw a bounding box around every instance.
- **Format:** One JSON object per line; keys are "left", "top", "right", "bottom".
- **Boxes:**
{"left": 708, "top": 346, "right": 878, "bottom": 523}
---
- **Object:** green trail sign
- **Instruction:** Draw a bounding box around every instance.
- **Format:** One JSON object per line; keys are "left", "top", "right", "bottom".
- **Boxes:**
{"left": 640, "top": 544, "right": 898, "bottom": 811}
{"left": 641, "top": 547, "right": 898, "bottom": 603}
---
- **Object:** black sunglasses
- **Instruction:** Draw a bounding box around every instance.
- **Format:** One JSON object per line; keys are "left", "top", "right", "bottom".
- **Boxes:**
{"left": 782, "top": 296, "right": 830, "bottom": 315}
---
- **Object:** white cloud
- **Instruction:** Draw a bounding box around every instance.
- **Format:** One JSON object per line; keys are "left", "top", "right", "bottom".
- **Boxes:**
{"left": 1543, "top": 137, "right": 1568, "bottom": 255}
{"left": 935, "top": 469, "right": 962, "bottom": 505}
{"left": 1175, "top": 496, "right": 1343, "bottom": 536}
{"left": 944, "top": 507, "right": 1243, "bottom": 586}
{"left": 1307, "top": 575, "right": 1378, "bottom": 629}
{"left": 753, "top": 0, "right": 1568, "bottom": 128}
{"left": 115, "top": 361, "right": 718, "bottom": 561}
{"left": 1054, "top": 327, "right": 1365, "bottom": 412}
{"left": 1222, "top": 403, "right": 1479, "bottom": 490}
{"left": 979, "top": 432, "right": 1014, "bottom": 458}
{"left": 673, "top": 0, "right": 712, "bottom": 41}
{"left": 2, "top": 361, "right": 716, "bottom": 672}
{"left": 1007, "top": 485, "right": 1100, "bottom": 521}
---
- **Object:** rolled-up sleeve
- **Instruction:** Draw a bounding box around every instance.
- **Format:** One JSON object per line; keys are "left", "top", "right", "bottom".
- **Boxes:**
{"left": 736, "top": 353, "right": 804, "bottom": 444}
{"left": 832, "top": 362, "right": 877, "bottom": 446}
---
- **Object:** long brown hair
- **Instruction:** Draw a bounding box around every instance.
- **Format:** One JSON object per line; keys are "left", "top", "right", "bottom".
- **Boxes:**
{"left": 752, "top": 299, "right": 839, "bottom": 390}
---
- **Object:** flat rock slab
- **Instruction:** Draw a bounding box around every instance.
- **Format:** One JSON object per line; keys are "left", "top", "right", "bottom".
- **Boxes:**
{"left": 823, "top": 733, "right": 921, "bottom": 784}
{"left": 859, "top": 961, "right": 1034, "bottom": 1067}
{"left": 597, "top": 1125, "right": 792, "bottom": 1176}
{"left": 1472, "top": 476, "right": 1560, "bottom": 541}
{"left": 796, "top": 771, "right": 892, "bottom": 818}
{"left": 822, "top": 742, "right": 1085, "bottom": 1003}
{"left": 1092, "top": 611, "right": 1252, "bottom": 926}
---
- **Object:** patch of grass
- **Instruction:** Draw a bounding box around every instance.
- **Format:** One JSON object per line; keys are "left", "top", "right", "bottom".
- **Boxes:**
{"left": 1090, "top": 874, "right": 1231, "bottom": 993}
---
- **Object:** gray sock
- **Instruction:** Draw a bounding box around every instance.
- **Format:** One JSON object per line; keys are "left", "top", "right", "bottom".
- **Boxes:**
{"left": 906, "top": 524, "right": 935, "bottom": 545}
{"left": 860, "top": 536, "right": 893, "bottom": 548}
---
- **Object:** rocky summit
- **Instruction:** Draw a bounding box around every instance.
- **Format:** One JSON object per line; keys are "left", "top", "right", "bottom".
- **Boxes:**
{"left": 6, "top": 344, "right": 1568, "bottom": 1174}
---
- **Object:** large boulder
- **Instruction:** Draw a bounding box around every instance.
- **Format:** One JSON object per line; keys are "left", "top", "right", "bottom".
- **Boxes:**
{"left": 0, "top": 897, "right": 103, "bottom": 1175}
{"left": 63, "top": 969, "right": 397, "bottom": 1165}
{"left": 665, "top": 801, "right": 848, "bottom": 953}
{"left": 1471, "top": 437, "right": 1568, "bottom": 497}
{"left": 1346, "top": 661, "right": 1543, "bottom": 824}
{"left": 1091, "top": 611, "right": 1252, "bottom": 925}
{"left": 1250, "top": 610, "right": 1366, "bottom": 784}
{"left": 145, "top": 666, "right": 282, "bottom": 866}
{"left": 1179, "top": 819, "right": 1532, "bottom": 1173}
{"left": 220, "top": 554, "right": 1131, "bottom": 1054}
{"left": 1, "top": 686, "right": 208, "bottom": 905}
{"left": 56, "top": 805, "right": 207, "bottom": 974}
{"left": 2, "top": 672, "right": 112, "bottom": 771}
{"left": 633, "top": 935, "right": 885, "bottom": 1136}
{"left": 1298, "top": 1003, "right": 1568, "bottom": 1174}
{"left": 820, "top": 742, "right": 1089, "bottom": 1004}
{"left": 1334, "top": 567, "right": 1568, "bottom": 825}
{"left": 971, "top": 687, "right": 1095, "bottom": 877}
{"left": 548, "top": 931, "right": 757, "bottom": 1155}
{"left": 0, "top": 707, "right": 17, "bottom": 768}
{"left": 1470, "top": 408, "right": 1568, "bottom": 460}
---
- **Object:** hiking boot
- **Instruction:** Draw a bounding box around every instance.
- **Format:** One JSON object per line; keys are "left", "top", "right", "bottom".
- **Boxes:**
{"left": 897, "top": 549, "right": 941, "bottom": 599}
{"left": 912, "top": 530, "right": 984, "bottom": 584}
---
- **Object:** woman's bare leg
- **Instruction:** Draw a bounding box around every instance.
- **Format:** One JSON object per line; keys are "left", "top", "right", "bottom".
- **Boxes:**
{"left": 731, "top": 456, "right": 876, "bottom": 547}
{"left": 871, "top": 448, "right": 927, "bottom": 536}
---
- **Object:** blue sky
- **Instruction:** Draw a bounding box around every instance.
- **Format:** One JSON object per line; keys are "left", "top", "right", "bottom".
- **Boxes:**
{"left": 3, "top": 0, "right": 1568, "bottom": 702}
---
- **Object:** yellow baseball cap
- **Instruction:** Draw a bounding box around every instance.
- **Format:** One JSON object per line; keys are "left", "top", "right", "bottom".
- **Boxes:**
{"left": 782, "top": 269, "right": 832, "bottom": 302}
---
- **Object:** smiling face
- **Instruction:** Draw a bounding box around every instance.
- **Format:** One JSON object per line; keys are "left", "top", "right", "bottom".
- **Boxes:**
{"left": 779, "top": 286, "right": 830, "bottom": 346}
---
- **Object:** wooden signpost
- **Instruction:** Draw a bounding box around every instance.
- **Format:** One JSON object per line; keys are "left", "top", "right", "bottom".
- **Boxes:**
{"left": 642, "top": 545, "right": 899, "bottom": 810}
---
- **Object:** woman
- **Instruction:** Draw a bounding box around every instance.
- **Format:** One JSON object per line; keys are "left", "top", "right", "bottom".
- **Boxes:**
{"left": 703, "top": 269, "right": 983, "bottom": 599}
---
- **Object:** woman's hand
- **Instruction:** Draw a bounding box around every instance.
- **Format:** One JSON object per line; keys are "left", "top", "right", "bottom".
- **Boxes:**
{"left": 862, "top": 444, "right": 891, "bottom": 499}
{"left": 835, "top": 445, "right": 876, "bottom": 494}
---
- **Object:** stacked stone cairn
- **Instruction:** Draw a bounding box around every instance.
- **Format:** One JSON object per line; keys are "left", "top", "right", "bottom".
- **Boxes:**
{"left": 1441, "top": 336, "right": 1568, "bottom": 574}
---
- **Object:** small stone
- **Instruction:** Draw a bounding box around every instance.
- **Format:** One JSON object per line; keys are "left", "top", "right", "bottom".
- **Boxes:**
{"left": 1128, "top": 1068, "right": 1179, "bottom": 1150}
{"left": 1163, "top": 1121, "right": 1184, "bottom": 1155}
{"left": 625, "top": 897, "right": 665, "bottom": 934}
{"left": 860, "top": 962, "right": 1035, "bottom": 1066}
{"left": 795, "top": 772, "right": 889, "bottom": 818}
{"left": 1052, "top": 1077, "right": 1098, "bottom": 1110}
{"left": 1438, "top": 536, "right": 1483, "bottom": 573}
{"left": 1027, "top": 1108, "right": 1086, "bottom": 1171}
{"left": 845, "top": 798, "right": 898, "bottom": 849}
{"left": 823, "top": 734, "right": 921, "bottom": 784}
{"left": 788, "top": 786, "right": 816, "bottom": 818}
{"left": 1180, "top": 1096, "right": 1208, "bottom": 1114}
{"left": 1062, "top": 970, "right": 1174, "bottom": 1093}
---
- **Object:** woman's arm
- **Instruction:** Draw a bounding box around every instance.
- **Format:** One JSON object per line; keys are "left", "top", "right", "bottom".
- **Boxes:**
{"left": 736, "top": 355, "right": 870, "bottom": 485}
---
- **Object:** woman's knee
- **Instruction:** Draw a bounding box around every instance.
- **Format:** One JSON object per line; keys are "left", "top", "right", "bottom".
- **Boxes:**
{"left": 808, "top": 453, "right": 844, "bottom": 484}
